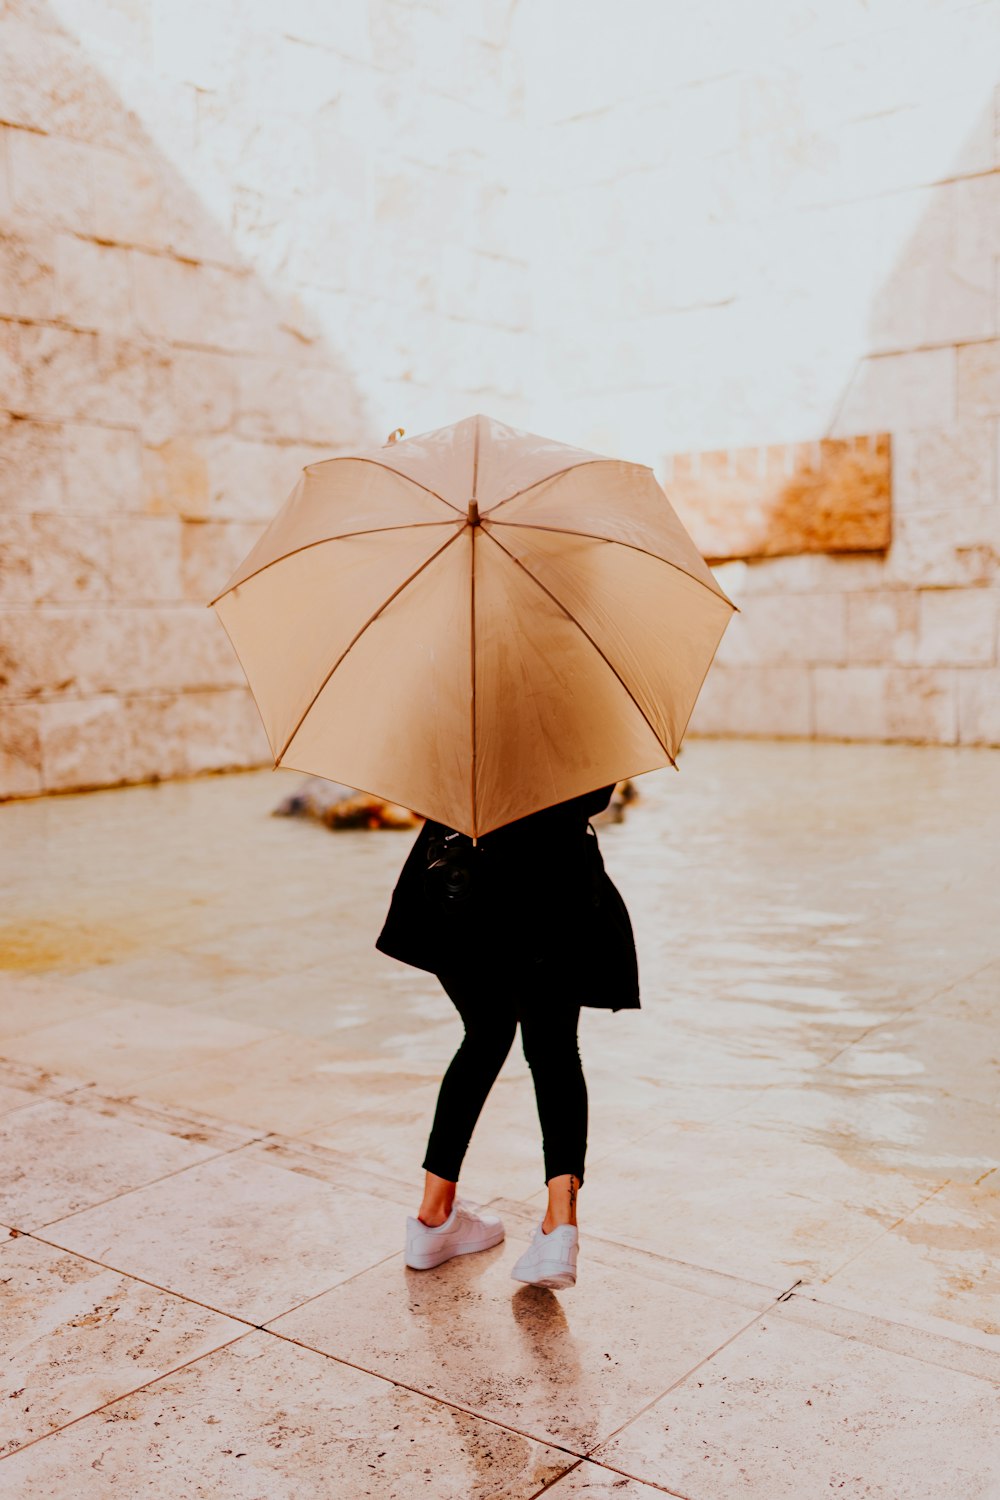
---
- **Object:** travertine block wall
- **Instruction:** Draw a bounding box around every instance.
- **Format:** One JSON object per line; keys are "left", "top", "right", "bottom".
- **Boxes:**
{"left": 520, "top": 0, "right": 1000, "bottom": 748}
{"left": 2, "top": 0, "right": 999, "bottom": 801}
{"left": 0, "top": 0, "right": 528, "bottom": 797}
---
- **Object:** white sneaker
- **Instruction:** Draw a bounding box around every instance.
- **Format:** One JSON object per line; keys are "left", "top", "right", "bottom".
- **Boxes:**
{"left": 510, "top": 1219, "right": 579, "bottom": 1289}
{"left": 404, "top": 1196, "right": 505, "bottom": 1270}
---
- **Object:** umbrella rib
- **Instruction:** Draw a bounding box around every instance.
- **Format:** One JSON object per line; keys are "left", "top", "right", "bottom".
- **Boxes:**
{"left": 480, "top": 527, "right": 679, "bottom": 770}
{"left": 206, "top": 521, "right": 463, "bottom": 607}
{"left": 304, "top": 455, "right": 465, "bottom": 516}
{"left": 481, "top": 458, "right": 650, "bottom": 519}
{"left": 274, "top": 527, "right": 465, "bottom": 765}
{"left": 484, "top": 520, "right": 737, "bottom": 611}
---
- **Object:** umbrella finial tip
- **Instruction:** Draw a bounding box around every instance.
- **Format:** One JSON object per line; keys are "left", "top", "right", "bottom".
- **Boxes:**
{"left": 385, "top": 427, "right": 405, "bottom": 445}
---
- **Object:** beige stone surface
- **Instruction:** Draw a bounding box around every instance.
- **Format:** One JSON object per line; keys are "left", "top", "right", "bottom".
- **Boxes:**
{"left": 0, "top": 1236, "right": 244, "bottom": 1460}
{"left": 0, "top": 1331, "right": 576, "bottom": 1497}
{"left": 0, "top": 743, "right": 998, "bottom": 1489}
{"left": 48, "top": 1147, "right": 412, "bottom": 1324}
{"left": 0, "top": 1089, "right": 255, "bottom": 1231}
{"left": 593, "top": 1314, "right": 1000, "bottom": 1498}
{"left": 270, "top": 1204, "right": 766, "bottom": 1453}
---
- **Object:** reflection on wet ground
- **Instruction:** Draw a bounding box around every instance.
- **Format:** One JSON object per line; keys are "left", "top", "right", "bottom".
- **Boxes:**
{"left": 1, "top": 740, "right": 998, "bottom": 1494}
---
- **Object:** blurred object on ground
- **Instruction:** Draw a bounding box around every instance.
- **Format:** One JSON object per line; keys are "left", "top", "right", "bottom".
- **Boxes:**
{"left": 272, "top": 777, "right": 418, "bottom": 830}
{"left": 591, "top": 780, "right": 638, "bottom": 824}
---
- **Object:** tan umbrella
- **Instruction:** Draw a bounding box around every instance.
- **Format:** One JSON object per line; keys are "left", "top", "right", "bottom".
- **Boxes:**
{"left": 206, "top": 413, "right": 736, "bottom": 839}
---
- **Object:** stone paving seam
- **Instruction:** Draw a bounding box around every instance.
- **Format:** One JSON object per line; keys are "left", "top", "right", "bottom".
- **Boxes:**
{"left": 809, "top": 1177, "right": 951, "bottom": 1286}
{"left": 253, "top": 1320, "right": 612, "bottom": 1466}
{"left": 488, "top": 1197, "right": 786, "bottom": 1309}
{"left": 0, "top": 1329, "right": 254, "bottom": 1468}
{"left": 572, "top": 1280, "right": 801, "bottom": 1472}
{"left": 17, "top": 1229, "right": 264, "bottom": 1332}
{"left": 770, "top": 1290, "right": 1000, "bottom": 1385}
{"left": 527, "top": 1456, "right": 690, "bottom": 1499}
{"left": 23, "top": 1132, "right": 272, "bottom": 1235}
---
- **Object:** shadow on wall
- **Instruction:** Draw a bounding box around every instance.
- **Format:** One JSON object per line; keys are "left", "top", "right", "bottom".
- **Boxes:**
{"left": 0, "top": 1, "right": 374, "bottom": 800}
{"left": 682, "top": 79, "right": 1000, "bottom": 748}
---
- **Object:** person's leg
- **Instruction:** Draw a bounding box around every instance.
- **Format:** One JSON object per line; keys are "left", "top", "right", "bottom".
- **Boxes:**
{"left": 518, "top": 995, "right": 587, "bottom": 1232}
{"left": 417, "top": 966, "right": 517, "bottom": 1225}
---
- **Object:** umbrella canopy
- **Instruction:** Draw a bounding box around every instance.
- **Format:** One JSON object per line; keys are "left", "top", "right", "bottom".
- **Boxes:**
{"left": 206, "top": 413, "right": 736, "bottom": 838}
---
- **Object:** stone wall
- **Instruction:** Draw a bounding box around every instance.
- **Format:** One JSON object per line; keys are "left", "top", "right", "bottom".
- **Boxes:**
{"left": 0, "top": 0, "right": 529, "bottom": 797}
{"left": 3, "top": 1, "right": 998, "bottom": 802}
{"left": 519, "top": 0, "right": 1000, "bottom": 747}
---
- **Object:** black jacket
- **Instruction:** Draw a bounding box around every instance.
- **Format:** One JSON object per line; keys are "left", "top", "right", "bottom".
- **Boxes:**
{"left": 375, "top": 784, "right": 640, "bottom": 1012}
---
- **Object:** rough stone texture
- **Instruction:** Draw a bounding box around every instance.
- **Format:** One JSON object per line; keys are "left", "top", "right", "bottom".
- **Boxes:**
{"left": 3, "top": 1, "right": 1000, "bottom": 800}
{"left": 666, "top": 434, "right": 892, "bottom": 564}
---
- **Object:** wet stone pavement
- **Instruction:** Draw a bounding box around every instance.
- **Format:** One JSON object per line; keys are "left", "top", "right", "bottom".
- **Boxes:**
{"left": 0, "top": 739, "right": 998, "bottom": 1498}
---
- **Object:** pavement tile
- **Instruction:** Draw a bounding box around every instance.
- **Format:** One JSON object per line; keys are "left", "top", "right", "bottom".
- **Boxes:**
{"left": 510, "top": 1115, "right": 937, "bottom": 1287}
{"left": 134, "top": 1029, "right": 445, "bottom": 1136}
{"left": 0, "top": 975, "right": 117, "bottom": 1041}
{"left": 733, "top": 1078, "right": 1000, "bottom": 1184}
{"left": 0, "top": 1093, "right": 254, "bottom": 1232}
{"left": 807, "top": 1177, "right": 1000, "bottom": 1353}
{"left": 591, "top": 1313, "right": 1000, "bottom": 1499}
{"left": 0, "top": 1236, "right": 244, "bottom": 1460}
{"left": 268, "top": 1204, "right": 770, "bottom": 1454}
{"left": 45, "top": 1147, "right": 413, "bottom": 1325}
{"left": 0, "top": 1330, "right": 574, "bottom": 1498}
{"left": 0, "top": 1000, "right": 277, "bottom": 1092}
{"left": 822, "top": 1012, "right": 1000, "bottom": 1108}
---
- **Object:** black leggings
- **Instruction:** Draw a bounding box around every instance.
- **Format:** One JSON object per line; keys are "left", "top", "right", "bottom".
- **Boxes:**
{"left": 421, "top": 964, "right": 587, "bottom": 1188}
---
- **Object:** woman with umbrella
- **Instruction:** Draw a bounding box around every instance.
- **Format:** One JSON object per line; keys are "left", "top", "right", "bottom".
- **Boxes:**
{"left": 376, "top": 780, "right": 641, "bottom": 1290}
{"left": 207, "top": 413, "right": 735, "bottom": 1292}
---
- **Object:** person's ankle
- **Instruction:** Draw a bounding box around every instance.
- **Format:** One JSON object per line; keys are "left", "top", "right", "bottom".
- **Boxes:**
{"left": 417, "top": 1204, "right": 453, "bottom": 1227}
{"left": 542, "top": 1216, "right": 577, "bottom": 1234}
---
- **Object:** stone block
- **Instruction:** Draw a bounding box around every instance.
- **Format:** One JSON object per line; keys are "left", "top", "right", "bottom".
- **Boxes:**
{"left": 883, "top": 667, "right": 958, "bottom": 743}
{"left": 0, "top": 16, "right": 133, "bottom": 148}
{"left": 0, "top": 515, "right": 33, "bottom": 603}
{"left": 180, "top": 519, "right": 266, "bottom": 604}
{"left": 30, "top": 513, "right": 110, "bottom": 604}
{"left": 204, "top": 437, "right": 309, "bottom": 522}
{"left": 142, "top": 437, "right": 211, "bottom": 521}
{"left": 91, "top": 145, "right": 233, "bottom": 264}
{"left": 830, "top": 348, "right": 956, "bottom": 437}
{"left": 39, "top": 692, "right": 128, "bottom": 791}
{"left": 812, "top": 666, "right": 887, "bottom": 740}
{"left": 911, "top": 419, "right": 995, "bottom": 513}
{"left": 664, "top": 434, "right": 891, "bottom": 564}
{"left": 871, "top": 177, "right": 997, "bottom": 349}
{"left": 133, "top": 253, "right": 285, "bottom": 355}
{"left": 813, "top": 665, "right": 957, "bottom": 743}
{"left": 957, "top": 667, "right": 1000, "bottom": 745}
{"left": 688, "top": 663, "right": 811, "bottom": 738}
{"left": 22, "top": 608, "right": 137, "bottom": 697}
{"left": 0, "top": 224, "right": 57, "bottom": 319}
{"left": 956, "top": 340, "right": 1000, "bottom": 418}
{"left": 169, "top": 348, "right": 236, "bottom": 434}
{"left": 846, "top": 591, "right": 919, "bottom": 665}
{"left": 0, "top": 700, "right": 41, "bottom": 797}
{"left": 0, "top": 608, "right": 47, "bottom": 698}
{"left": 715, "top": 592, "right": 846, "bottom": 666}
{"left": 17, "top": 323, "right": 98, "bottom": 421}
{"left": 121, "top": 686, "right": 270, "bottom": 780}
{"left": 53, "top": 233, "right": 134, "bottom": 334}
{"left": 7, "top": 129, "right": 94, "bottom": 232}
{"left": 62, "top": 423, "right": 143, "bottom": 513}
{"left": 134, "top": 605, "right": 248, "bottom": 693}
{"left": 108, "top": 515, "right": 183, "bottom": 602}
{"left": 0, "top": 319, "right": 28, "bottom": 411}
{"left": 885, "top": 506, "right": 1000, "bottom": 588}
{"left": 916, "top": 588, "right": 998, "bottom": 667}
